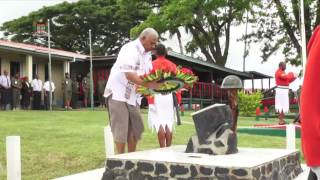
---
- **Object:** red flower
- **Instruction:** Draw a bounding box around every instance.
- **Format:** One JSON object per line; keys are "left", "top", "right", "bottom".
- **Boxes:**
{"left": 180, "top": 68, "right": 194, "bottom": 75}
{"left": 149, "top": 69, "right": 156, "bottom": 74}
{"left": 152, "top": 57, "right": 177, "bottom": 75}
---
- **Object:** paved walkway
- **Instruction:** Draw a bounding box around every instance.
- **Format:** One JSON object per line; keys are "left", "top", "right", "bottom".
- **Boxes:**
{"left": 52, "top": 168, "right": 104, "bottom": 180}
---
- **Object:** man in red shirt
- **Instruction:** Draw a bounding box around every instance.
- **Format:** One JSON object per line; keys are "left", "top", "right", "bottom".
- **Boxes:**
{"left": 301, "top": 26, "right": 320, "bottom": 179}
{"left": 274, "top": 62, "right": 297, "bottom": 125}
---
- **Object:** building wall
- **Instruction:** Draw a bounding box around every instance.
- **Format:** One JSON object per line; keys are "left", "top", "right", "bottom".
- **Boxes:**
{"left": 0, "top": 50, "right": 67, "bottom": 107}
{"left": 32, "top": 57, "right": 65, "bottom": 106}
{"left": 0, "top": 51, "right": 25, "bottom": 75}
{"left": 52, "top": 61, "right": 64, "bottom": 106}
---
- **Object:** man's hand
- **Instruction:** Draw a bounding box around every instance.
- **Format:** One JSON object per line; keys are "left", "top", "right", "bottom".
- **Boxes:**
{"left": 125, "top": 72, "right": 162, "bottom": 89}
{"left": 145, "top": 81, "right": 162, "bottom": 90}
{"left": 125, "top": 72, "right": 145, "bottom": 86}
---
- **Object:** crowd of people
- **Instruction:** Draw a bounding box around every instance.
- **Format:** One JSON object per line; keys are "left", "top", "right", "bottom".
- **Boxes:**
{"left": 0, "top": 71, "right": 107, "bottom": 110}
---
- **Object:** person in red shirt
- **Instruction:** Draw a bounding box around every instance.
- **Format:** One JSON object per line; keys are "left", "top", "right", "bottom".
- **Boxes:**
{"left": 147, "top": 44, "right": 178, "bottom": 148}
{"left": 274, "top": 62, "right": 297, "bottom": 125}
{"left": 301, "top": 26, "right": 320, "bottom": 179}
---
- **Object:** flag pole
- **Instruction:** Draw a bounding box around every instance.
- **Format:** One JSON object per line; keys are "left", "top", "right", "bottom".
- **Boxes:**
{"left": 300, "top": 0, "right": 307, "bottom": 76}
{"left": 48, "top": 19, "right": 52, "bottom": 111}
{"left": 242, "top": 10, "right": 249, "bottom": 90}
{"left": 89, "top": 29, "right": 94, "bottom": 110}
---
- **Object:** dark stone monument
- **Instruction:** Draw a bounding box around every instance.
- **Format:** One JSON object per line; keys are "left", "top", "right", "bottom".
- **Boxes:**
{"left": 185, "top": 104, "right": 238, "bottom": 155}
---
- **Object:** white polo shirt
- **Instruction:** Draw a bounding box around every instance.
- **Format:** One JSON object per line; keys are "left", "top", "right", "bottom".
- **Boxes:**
{"left": 104, "top": 39, "right": 152, "bottom": 106}
{"left": 31, "top": 79, "right": 43, "bottom": 92}
{"left": 0, "top": 75, "right": 11, "bottom": 88}
{"left": 43, "top": 81, "right": 55, "bottom": 92}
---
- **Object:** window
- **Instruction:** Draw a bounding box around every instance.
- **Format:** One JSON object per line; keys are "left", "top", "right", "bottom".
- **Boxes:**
{"left": 45, "top": 64, "right": 48, "bottom": 81}
{"left": 32, "top": 63, "right": 38, "bottom": 79}
{"left": 10, "top": 61, "right": 20, "bottom": 77}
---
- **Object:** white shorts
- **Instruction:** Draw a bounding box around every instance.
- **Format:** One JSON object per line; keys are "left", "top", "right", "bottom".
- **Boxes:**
{"left": 275, "top": 87, "right": 289, "bottom": 113}
{"left": 148, "top": 93, "right": 175, "bottom": 133}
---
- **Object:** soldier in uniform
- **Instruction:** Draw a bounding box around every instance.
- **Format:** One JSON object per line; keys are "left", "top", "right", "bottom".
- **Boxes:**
{"left": 71, "top": 75, "right": 79, "bottom": 109}
{"left": 21, "top": 76, "right": 32, "bottom": 110}
{"left": 97, "top": 74, "right": 106, "bottom": 107}
{"left": 82, "top": 73, "right": 90, "bottom": 108}
{"left": 11, "top": 73, "right": 22, "bottom": 110}
{"left": 274, "top": 62, "right": 297, "bottom": 124}
{"left": 62, "top": 72, "right": 72, "bottom": 110}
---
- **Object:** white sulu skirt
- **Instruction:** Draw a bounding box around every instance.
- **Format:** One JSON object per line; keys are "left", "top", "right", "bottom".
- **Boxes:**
{"left": 148, "top": 93, "right": 175, "bottom": 133}
{"left": 275, "top": 87, "right": 289, "bottom": 113}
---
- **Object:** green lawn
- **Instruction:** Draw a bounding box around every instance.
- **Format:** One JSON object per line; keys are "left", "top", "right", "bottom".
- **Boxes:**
{"left": 0, "top": 109, "right": 303, "bottom": 180}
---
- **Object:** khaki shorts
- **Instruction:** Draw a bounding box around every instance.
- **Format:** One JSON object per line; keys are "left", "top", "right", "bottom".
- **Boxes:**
{"left": 107, "top": 97, "right": 144, "bottom": 143}
{"left": 83, "top": 90, "right": 89, "bottom": 99}
{"left": 63, "top": 91, "right": 72, "bottom": 101}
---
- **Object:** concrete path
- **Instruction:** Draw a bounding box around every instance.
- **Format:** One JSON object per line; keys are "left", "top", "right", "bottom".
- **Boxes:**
{"left": 52, "top": 168, "right": 104, "bottom": 180}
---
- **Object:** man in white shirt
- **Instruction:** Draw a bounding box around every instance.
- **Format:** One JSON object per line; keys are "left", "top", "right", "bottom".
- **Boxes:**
{"left": 104, "top": 28, "right": 161, "bottom": 154}
{"left": 0, "top": 70, "right": 11, "bottom": 110}
{"left": 43, "top": 79, "right": 55, "bottom": 110}
{"left": 31, "top": 74, "right": 42, "bottom": 110}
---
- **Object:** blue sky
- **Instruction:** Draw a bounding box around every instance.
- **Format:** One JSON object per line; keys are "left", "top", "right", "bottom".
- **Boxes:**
{"left": 0, "top": 0, "right": 302, "bottom": 90}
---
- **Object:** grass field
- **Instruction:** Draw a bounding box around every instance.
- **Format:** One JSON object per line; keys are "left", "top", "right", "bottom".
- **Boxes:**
{"left": 0, "top": 109, "right": 303, "bottom": 180}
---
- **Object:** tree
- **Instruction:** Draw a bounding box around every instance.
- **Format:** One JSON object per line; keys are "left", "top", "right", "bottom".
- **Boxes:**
{"left": 0, "top": 0, "right": 152, "bottom": 55}
{"left": 246, "top": 0, "right": 320, "bottom": 65}
{"left": 131, "top": 0, "right": 257, "bottom": 67}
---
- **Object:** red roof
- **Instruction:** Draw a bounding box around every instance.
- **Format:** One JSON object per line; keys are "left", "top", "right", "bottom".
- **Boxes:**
{"left": 0, "top": 40, "right": 88, "bottom": 60}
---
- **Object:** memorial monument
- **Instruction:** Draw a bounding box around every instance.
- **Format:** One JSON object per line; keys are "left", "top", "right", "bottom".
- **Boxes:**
{"left": 185, "top": 104, "right": 238, "bottom": 155}
{"left": 101, "top": 75, "right": 302, "bottom": 180}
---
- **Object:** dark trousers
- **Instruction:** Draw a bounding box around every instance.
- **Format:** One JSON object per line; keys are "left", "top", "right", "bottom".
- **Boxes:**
{"left": 98, "top": 92, "right": 105, "bottom": 106}
{"left": 12, "top": 89, "right": 20, "bottom": 109}
{"left": 21, "top": 94, "right": 30, "bottom": 109}
{"left": 44, "top": 92, "right": 54, "bottom": 110}
{"left": 32, "top": 91, "right": 41, "bottom": 110}
{"left": 71, "top": 93, "right": 79, "bottom": 109}
{"left": 308, "top": 170, "right": 318, "bottom": 180}
{"left": 1, "top": 88, "right": 11, "bottom": 110}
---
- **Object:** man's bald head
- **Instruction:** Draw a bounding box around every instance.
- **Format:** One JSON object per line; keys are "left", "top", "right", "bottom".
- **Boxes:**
{"left": 139, "top": 28, "right": 159, "bottom": 52}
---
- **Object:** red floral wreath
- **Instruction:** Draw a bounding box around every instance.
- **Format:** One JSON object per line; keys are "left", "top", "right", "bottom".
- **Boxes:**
{"left": 137, "top": 62, "right": 198, "bottom": 96}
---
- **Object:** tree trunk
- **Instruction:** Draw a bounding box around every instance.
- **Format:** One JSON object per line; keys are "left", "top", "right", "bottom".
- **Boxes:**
{"left": 176, "top": 30, "right": 184, "bottom": 54}
{"left": 273, "top": 0, "right": 301, "bottom": 55}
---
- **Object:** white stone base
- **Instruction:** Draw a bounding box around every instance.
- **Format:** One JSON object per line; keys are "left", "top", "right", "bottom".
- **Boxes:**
{"left": 108, "top": 145, "right": 297, "bottom": 167}
{"left": 102, "top": 145, "right": 302, "bottom": 179}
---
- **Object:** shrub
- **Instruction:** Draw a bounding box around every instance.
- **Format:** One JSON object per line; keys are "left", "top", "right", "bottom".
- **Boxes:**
{"left": 238, "top": 90, "right": 263, "bottom": 116}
